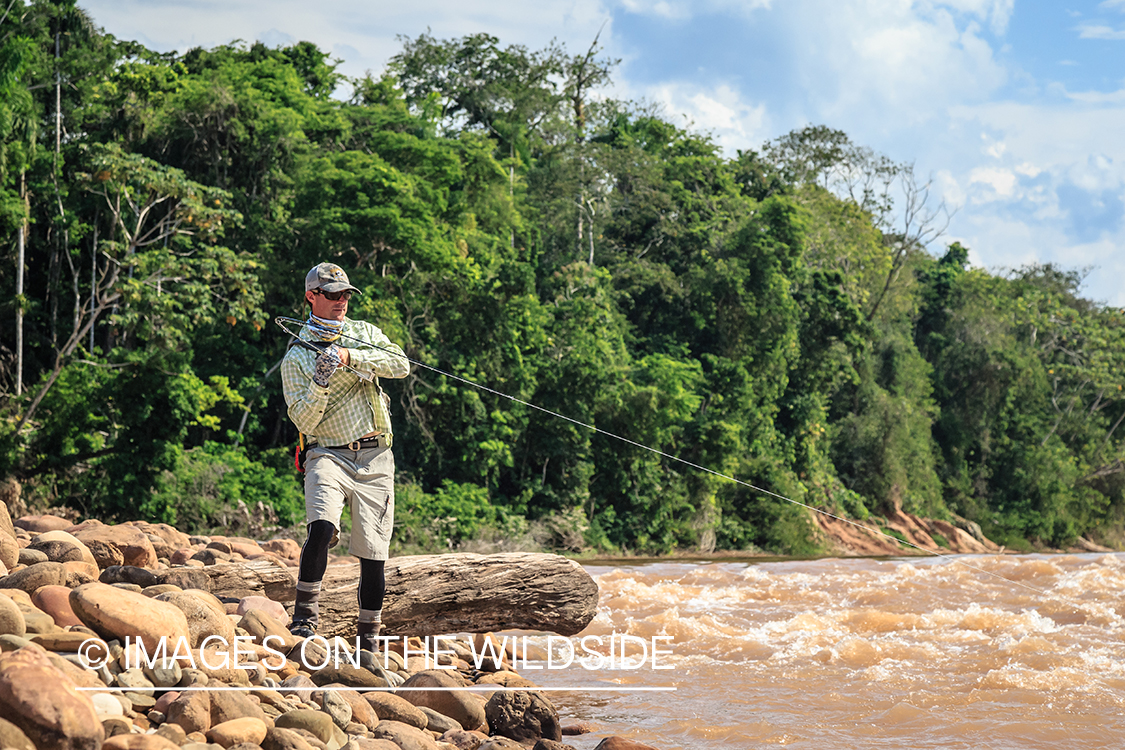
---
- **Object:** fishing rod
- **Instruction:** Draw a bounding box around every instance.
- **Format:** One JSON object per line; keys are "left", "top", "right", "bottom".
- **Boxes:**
{"left": 273, "top": 315, "right": 1096, "bottom": 605}
{"left": 275, "top": 317, "right": 374, "bottom": 382}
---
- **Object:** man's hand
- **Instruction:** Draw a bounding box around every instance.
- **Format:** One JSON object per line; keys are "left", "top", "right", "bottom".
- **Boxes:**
{"left": 313, "top": 344, "right": 342, "bottom": 386}
{"left": 337, "top": 348, "right": 351, "bottom": 366}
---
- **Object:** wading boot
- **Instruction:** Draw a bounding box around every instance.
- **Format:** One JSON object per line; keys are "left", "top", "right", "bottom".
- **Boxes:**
{"left": 357, "top": 620, "right": 382, "bottom": 654}
{"left": 289, "top": 585, "right": 319, "bottom": 638}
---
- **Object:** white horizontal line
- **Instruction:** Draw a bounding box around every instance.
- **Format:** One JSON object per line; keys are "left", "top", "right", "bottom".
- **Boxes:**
{"left": 77, "top": 686, "right": 676, "bottom": 692}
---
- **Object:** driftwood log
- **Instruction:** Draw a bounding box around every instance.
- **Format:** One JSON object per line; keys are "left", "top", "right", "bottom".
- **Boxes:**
{"left": 204, "top": 552, "right": 599, "bottom": 638}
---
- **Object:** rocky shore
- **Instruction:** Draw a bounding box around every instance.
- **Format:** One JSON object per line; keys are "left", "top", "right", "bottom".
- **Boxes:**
{"left": 0, "top": 505, "right": 659, "bottom": 750}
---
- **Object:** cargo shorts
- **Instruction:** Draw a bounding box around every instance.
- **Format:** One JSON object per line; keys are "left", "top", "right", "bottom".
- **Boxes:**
{"left": 303, "top": 444, "right": 395, "bottom": 560}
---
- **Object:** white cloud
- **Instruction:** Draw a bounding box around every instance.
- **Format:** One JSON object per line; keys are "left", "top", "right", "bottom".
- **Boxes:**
{"left": 968, "top": 166, "right": 1018, "bottom": 199}
{"left": 618, "top": 0, "right": 772, "bottom": 20}
{"left": 1076, "top": 23, "right": 1125, "bottom": 40}
{"left": 618, "top": 0, "right": 691, "bottom": 20}
{"left": 81, "top": 0, "right": 614, "bottom": 81}
{"left": 1065, "top": 85, "right": 1125, "bottom": 105}
{"left": 772, "top": 0, "right": 1008, "bottom": 130}
{"left": 646, "top": 81, "right": 771, "bottom": 152}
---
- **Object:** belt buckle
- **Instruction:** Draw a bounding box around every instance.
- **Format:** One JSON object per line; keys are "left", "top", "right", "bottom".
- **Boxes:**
{"left": 348, "top": 440, "right": 361, "bottom": 451}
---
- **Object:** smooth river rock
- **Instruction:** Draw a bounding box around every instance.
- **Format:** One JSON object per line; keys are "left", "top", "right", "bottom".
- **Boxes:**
{"left": 364, "top": 691, "right": 428, "bottom": 729}
{"left": 400, "top": 669, "right": 485, "bottom": 731}
{"left": 0, "top": 647, "right": 104, "bottom": 750}
{"left": 0, "top": 592, "right": 26, "bottom": 636}
{"left": 154, "top": 589, "right": 235, "bottom": 648}
{"left": 69, "top": 520, "right": 159, "bottom": 568}
{"left": 32, "top": 584, "right": 85, "bottom": 628}
{"left": 28, "top": 530, "right": 99, "bottom": 566}
{"left": 206, "top": 716, "right": 269, "bottom": 747}
{"left": 485, "top": 690, "right": 562, "bottom": 743}
{"left": 69, "top": 581, "right": 191, "bottom": 651}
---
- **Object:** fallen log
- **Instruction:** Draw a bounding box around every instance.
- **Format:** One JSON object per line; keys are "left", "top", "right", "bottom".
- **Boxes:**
{"left": 204, "top": 552, "right": 599, "bottom": 638}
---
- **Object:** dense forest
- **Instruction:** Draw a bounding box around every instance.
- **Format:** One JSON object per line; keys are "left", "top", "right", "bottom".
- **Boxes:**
{"left": 2, "top": 1, "right": 1123, "bottom": 555}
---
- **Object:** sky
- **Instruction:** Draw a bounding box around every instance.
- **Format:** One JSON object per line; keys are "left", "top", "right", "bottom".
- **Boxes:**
{"left": 79, "top": 0, "right": 1125, "bottom": 306}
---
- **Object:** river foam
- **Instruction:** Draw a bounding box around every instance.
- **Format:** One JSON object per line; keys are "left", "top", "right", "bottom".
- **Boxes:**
{"left": 529, "top": 554, "right": 1125, "bottom": 749}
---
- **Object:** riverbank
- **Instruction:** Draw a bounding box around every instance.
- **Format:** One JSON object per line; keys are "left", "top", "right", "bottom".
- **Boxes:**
{"left": 0, "top": 506, "right": 643, "bottom": 750}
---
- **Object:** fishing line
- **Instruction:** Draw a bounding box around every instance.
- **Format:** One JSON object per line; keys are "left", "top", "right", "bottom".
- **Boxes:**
{"left": 275, "top": 316, "right": 1100, "bottom": 611}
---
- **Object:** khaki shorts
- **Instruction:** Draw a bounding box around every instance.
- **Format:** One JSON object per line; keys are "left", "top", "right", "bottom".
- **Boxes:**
{"left": 303, "top": 444, "right": 395, "bottom": 560}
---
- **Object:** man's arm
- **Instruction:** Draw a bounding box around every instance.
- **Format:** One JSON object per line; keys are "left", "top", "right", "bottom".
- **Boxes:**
{"left": 281, "top": 349, "right": 331, "bottom": 435}
{"left": 343, "top": 322, "right": 410, "bottom": 379}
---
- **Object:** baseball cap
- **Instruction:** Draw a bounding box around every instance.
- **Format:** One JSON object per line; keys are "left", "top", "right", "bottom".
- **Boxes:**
{"left": 305, "top": 262, "right": 361, "bottom": 294}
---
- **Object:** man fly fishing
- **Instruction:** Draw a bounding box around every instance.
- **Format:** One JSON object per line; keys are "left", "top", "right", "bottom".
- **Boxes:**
{"left": 280, "top": 262, "right": 410, "bottom": 651}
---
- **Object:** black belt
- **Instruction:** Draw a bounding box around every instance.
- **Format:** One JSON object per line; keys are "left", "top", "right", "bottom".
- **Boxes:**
{"left": 311, "top": 433, "right": 391, "bottom": 451}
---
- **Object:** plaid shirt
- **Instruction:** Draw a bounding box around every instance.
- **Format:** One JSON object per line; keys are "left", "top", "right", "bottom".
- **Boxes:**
{"left": 281, "top": 318, "right": 410, "bottom": 444}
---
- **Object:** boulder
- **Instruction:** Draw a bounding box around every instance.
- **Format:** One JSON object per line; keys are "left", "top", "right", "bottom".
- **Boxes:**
{"left": 370, "top": 720, "right": 441, "bottom": 750}
{"left": 28, "top": 530, "right": 98, "bottom": 566}
{"left": 592, "top": 739, "right": 661, "bottom": 750}
{"left": 100, "top": 717, "right": 132, "bottom": 738}
{"left": 210, "top": 688, "right": 268, "bottom": 725}
{"left": 475, "top": 670, "right": 539, "bottom": 688}
{"left": 479, "top": 739, "right": 525, "bottom": 750}
{"left": 69, "top": 581, "right": 191, "bottom": 652}
{"left": 260, "top": 538, "right": 301, "bottom": 563}
{"left": 237, "top": 595, "right": 288, "bottom": 621}
{"left": 319, "top": 683, "right": 378, "bottom": 731}
{"left": 0, "top": 592, "right": 25, "bottom": 636}
{"left": 419, "top": 706, "right": 460, "bottom": 734}
{"left": 440, "top": 728, "right": 490, "bottom": 750}
{"left": 344, "top": 739, "right": 403, "bottom": 750}
{"left": 0, "top": 646, "right": 104, "bottom": 750}
{"left": 158, "top": 567, "right": 212, "bottom": 591}
{"left": 274, "top": 709, "right": 344, "bottom": 747}
{"left": 400, "top": 669, "right": 485, "bottom": 731}
{"left": 319, "top": 688, "right": 352, "bottom": 729}
{"left": 100, "top": 565, "right": 160, "bottom": 589}
{"left": 239, "top": 608, "right": 300, "bottom": 652}
{"left": 83, "top": 538, "right": 126, "bottom": 568}
{"left": 165, "top": 690, "right": 212, "bottom": 734}
{"left": 532, "top": 740, "right": 579, "bottom": 750}
{"left": 101, "top": 735, "right": 182, "bottom": 749}
{"left": 0, "top": 560, "right": 69, "bottom": 593}
{"left": 0, "top": 716, "right": 35, "bottom": 750}
{"left": 364, "top": 691, "right": 428, "bottom": 729}
{"left": 14, "top": 514, "right": 73, "bottom": 533}
{"left": 279, "top": 673, "right": 318, "bottom": 702}
{"left": 0, "top": 529, "right": 18, "bottom": 570}
{"left": 0, "top": 490, "right": 15, "bottom": 538}
{"left": 207, "top": 717, "right": 269, "bottom": 747}
{"left": 32, "top": 584, "right": 84, "bottom": 628}
{"left": 29, "top": 631, "right": 93, "bottom": 652}
{"left": 17, "top": 547, "right": 48, "bottom": 566}
{"left": 484, "top": 691, "right": 562, "bottom": 743}
{"left": 312, "top": 661, "right": 389, "bottom": 689}
{"left": 261, "top": 726, "right": 320, "bottom": 750}
{"left": 68, "top": 520, "right": 158, "bottom": 568}
{"left": 128, "top": 521, "right": 192, "bottom": 551}
{"left": 62, "top": 560, "right": 101, "bottom": 586}
{"left": 154, "top": 589, "right": 235, "bottom": 648}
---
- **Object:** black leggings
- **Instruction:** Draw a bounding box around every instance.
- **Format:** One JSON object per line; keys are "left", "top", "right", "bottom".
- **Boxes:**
{"left": 298, "top": 520, "right": 386, "bottom": 610}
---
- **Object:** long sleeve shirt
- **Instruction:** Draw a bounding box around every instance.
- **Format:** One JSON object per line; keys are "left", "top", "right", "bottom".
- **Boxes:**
{"left": 281, "top": 317, "right": 410, "bottom": 445}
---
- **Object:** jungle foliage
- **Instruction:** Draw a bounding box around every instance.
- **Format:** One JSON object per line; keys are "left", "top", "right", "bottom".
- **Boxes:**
{"left": 2, "top": 3, "right": 1123, "bottom": 553}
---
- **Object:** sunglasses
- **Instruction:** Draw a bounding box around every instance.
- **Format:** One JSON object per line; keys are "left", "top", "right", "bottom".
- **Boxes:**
{"left": 313, "top": 289, "right": 353, "bottom": 301}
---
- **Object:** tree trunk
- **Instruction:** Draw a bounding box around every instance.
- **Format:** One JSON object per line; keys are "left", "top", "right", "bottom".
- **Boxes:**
{"left": 15, "top": 172, "right": 25, "bottom": 396}
{"left": 204, "top": 552, "right": 600, "bottom": 638}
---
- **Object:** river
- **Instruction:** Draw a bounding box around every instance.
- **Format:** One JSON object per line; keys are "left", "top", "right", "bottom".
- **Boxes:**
{"left": 522, "top": 554, "right": 1125, "bottom": 749}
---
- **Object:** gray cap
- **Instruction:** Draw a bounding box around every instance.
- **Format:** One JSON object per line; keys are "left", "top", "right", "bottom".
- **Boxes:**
{"left": 305, "top": 262, "right": 361, "bottom": 294}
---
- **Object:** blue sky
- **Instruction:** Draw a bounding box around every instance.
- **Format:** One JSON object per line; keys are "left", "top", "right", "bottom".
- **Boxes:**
{"left": 82, "top": 0, "right": 1125, "bottom": 305}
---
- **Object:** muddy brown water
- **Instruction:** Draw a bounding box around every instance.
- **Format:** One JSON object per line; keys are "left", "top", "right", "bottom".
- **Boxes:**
{"left": 521, "top": 554, "right": 1125, "bottom": 749}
